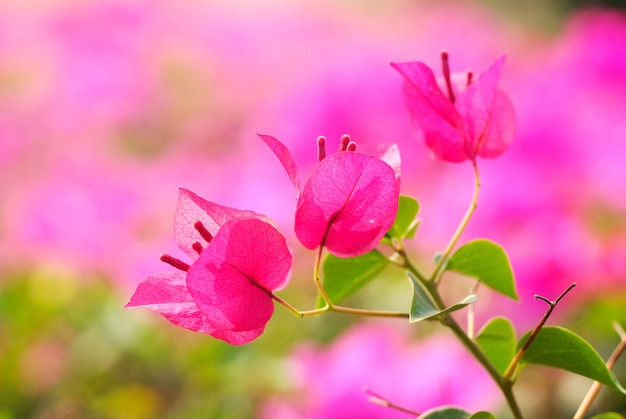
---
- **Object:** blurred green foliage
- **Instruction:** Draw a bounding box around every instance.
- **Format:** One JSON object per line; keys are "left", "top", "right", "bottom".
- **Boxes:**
{"left": 4, "top": 268, "right": 626, "bottom": 418}
{"left": 0, "top": 257, "right": 422, "bottom": 418}
{"left": 0, "top": 271, "right": 321, "bottom": 419}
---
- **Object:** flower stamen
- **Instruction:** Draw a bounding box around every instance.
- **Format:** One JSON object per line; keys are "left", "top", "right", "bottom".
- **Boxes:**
{"left": 441, "top": 51, "right": 456, "bottom": 103}
{"left": 317, "top": 136, "right": 326, "bottom": 162}
{"left": 194, "top": 221, "right": 213, "bottom": 243}
{"left": 466, "top": 70, "right": 474, "bottom": 87}
{"left": 338, "top": 134, "right": 351, "bottom": 152}
{"left": 192, "top": 241, "right": 203, "bottom": 255}
{"left": 160, "top": 254, "right": 190, "bottom": 272}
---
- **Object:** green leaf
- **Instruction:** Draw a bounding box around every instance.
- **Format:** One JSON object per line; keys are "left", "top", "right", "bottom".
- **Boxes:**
{"left": 446, "top": 239, "right": 518, "bottom": 300}
{"left": 469, "top": 413, "right": 496, "bottom": 419}
{"left": 384, "top": 195, "right": 419, "bottom": 241}
{"left": 475, "top": 317, "right": 516, "bottom": 375}
{"left": 407, "top": 273, "right": 476, "bottom": 323}
{"left": 420, "top": 406, "right": 471, "bottom": 419}
{"left": 519, "top": 326, "right": 626, "bottom": 394}
{"left": 590, "top": 413, "right": 624, "bottom": 419}
{"left": 319, "top": 250, "right": 389, "bottom": 306}
{"left": 420, "top": 408, "right": 495, "bottom": 419}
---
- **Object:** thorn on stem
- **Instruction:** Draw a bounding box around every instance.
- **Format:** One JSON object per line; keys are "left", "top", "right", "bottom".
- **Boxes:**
{"left": 533, "top": 283, "right": 577, "bottom": 308}
{"left": 503, "top": 283, "right": 577, "bottom": 382}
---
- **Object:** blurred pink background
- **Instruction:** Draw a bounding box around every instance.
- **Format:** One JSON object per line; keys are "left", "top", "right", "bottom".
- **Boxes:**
{"left": 1, "top": 1, "right": 626, "bottom": 417}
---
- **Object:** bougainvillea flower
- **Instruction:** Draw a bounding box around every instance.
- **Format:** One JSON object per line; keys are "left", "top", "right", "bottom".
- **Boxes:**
{"left": 125, "top": 188, "right": 293, "bottom": 345}
{"left": 260, "top": 134, "right": 399, "bottom": 257}
{"left": 391, "top": 53, "right": 515, "bottom": 163}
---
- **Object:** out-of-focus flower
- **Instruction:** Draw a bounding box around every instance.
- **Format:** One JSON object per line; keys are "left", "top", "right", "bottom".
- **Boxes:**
{"left": 261, "top": 323, "right": 501, "bottom": 418}
{"left": 463, "top": 9, "right": 626, "bottom": 328}
{"left": 392, "top": 54, "right": 515, "bottom": 163}
{"left": 0, "top": 0, "right": 514, "bottom": 282}
{"left": 260, "top": 134, "right": 400, "bottom": 257}
{"left": 125, "top": 188, "right": 293, "bottom": 345}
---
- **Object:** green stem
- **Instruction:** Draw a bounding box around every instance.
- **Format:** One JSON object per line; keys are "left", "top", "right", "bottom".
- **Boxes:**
{"left": 417, "top": 275, "right": 523, "bottom": 418}
{"left": 272, "top": 291, "right": 409, "bottom": 319}
{"left": 270, "top": 293, "right": 329, "bottom": 317}
{"left": 388, "top": 163, "right": 524, "bottom": 415}
{"left": 313, "top": 246, "right": 333, "bottom": 307}
{"left": 314, "top": 246, "right": 409, "bottom": 317}
{"left": 275, "top": 245, "right": 409, "bottom": 319}
{"left": 331, "top": 305, "right": 409, "bottom": 318}
{"left": 392, "top": 239, "right": 428, "bottom": 283}
{"left": 273, "top": 292, "right": 409, "bottom": 318}
{"left": 445, "top": 315, "right": 523, "bottom": 419}
{"left": 430, "top": 160, "right": 481, "bottom": 283}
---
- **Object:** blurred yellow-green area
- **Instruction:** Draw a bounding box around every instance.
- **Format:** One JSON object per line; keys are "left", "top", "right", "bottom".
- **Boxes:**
{"left": 2, "top": 0, "right": 626, "bottom": 418}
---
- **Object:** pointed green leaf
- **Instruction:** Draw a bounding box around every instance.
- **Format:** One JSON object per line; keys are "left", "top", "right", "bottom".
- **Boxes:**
{"left": 407, "top": 273, "right": 477, "bottom": 323}
{"left": 519, "top": 326, "right": 626, "bottom": 394}
{"left": 420, "top": 406, "right": 471, "bottom": 419}
{"left": 476, "top": 317, "right": 516, "bottom": 375}
{"left": 319, "top": 250, "right": 389, "bottom": 307}
{"left": 446, "top": 239, "right": 518, "bottom": 300}
{"left": 408, "top": 272, "right": 438, "bottom": 321}
{"left": 384, "top": 195, "right": 419, "bottom": 241}
{"left": 591, "top": 413, "right": 624, "bottom": 419}
{"left": 399, "top": 405, "right": 494, "bottom": 419}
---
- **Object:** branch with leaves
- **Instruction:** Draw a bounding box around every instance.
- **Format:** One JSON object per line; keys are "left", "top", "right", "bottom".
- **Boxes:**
{"left": 125, "top": 52, "right": 626, "bottom": 418}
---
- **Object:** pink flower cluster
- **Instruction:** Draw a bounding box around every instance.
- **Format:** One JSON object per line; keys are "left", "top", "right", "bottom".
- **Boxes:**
{"left": 127, "top": 45, "right": 515, "bottom": 346}
{"left": 127, "top": 134, "right": 401, "bottom": 344}
{"left": 126, "top": 189, "right": 293, "bottom": 345}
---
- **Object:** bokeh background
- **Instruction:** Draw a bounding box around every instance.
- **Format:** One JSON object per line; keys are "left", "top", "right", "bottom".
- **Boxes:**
{"left": 2, "top": 0, "right": 626, "bottom": 418}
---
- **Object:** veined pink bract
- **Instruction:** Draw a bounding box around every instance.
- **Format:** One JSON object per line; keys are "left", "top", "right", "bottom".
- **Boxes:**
{"left": 392, "top": 54, "right": 515, "bottom": 163}
{"left": 260, "top": 134, "right": 400, "bottom": 257}
{"left": 126, "top": 188, "right": 292, "bottom": 345}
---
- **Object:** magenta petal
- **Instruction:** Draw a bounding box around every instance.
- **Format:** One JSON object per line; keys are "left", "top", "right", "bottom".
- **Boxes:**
{"left": 476, "top": 90, "right": 516, "bottom": 158}
{"left": 295, "top": 152, "right": 398, "bottom": 257}
{"left": 258, "top": 134, "right": 301, "bottom": 195}
{"left": 189, "top": 258, "right": 274, "bottom": 334}
{"left": 186, "top": 218, "right": 292, "bottom": 345}
{"left": 210, "top": 327, "right": 265, "bottom": 346}
{"left": 354, "top": 143, "right": 402, "bottom": 185}
{"left": 125, "top": 272, "right": 216, "bottom": 334}
{"left": 210, "top": 217, "right": 293, "bottom": 292}
{"left": 391, "top": 61, "right": 466, "bottom": 162}
{"left": 174, "top": 188, "right": 267, "bottom": 259}
{"left": 455, "top": 55, "right": 508, "bottom": 159}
